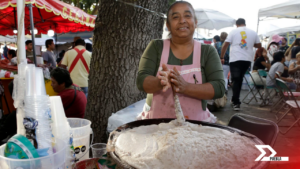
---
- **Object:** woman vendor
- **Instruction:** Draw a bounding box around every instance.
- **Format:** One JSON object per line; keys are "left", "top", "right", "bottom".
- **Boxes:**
{"left": 136, "top": 1, "right": 225, "bottom": 122}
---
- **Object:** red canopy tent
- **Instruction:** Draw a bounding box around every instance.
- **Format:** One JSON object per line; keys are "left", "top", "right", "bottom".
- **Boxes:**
{"left": 0, "top": 0, "right": 96, "bottom": 36}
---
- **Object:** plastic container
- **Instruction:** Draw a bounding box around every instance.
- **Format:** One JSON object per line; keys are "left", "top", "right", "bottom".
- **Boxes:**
{"left": 50, "top": 96, "right": 73, "bottom": 169}
{"left": 68, "top": 118, "right": 93, "bottom": 161}
{"left": 0, "top": 139, "right": 67, "bottom": 169}
{"left": 91, "top": 143, "right": 107, "bottom": 158}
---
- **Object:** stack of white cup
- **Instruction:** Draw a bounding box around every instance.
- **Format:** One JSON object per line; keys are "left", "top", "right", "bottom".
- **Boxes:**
{"left": 50, "top": 96, "right": 74, "bottom": 168}
{"left": 23, "top": 66, "right": 53, "bottom": 156}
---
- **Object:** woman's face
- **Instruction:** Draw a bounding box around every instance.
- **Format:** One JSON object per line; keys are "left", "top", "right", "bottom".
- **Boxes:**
{"left": 167, "top": 3, "right": 197, "bottom": 39}
{"left": 213, "top": 39, "right": 216, "bottom": 43}
{"left": 297, "top": 56, "right": 300, "bottom": 62}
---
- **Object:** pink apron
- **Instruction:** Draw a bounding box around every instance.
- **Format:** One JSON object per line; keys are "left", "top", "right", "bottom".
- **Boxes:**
{"left": 141, "top": 39, "right": 213, "bottom": 122}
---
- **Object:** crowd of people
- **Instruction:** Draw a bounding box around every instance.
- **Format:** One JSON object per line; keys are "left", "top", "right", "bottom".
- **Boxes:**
{"left": 3, "top": 37, "right": 92, "bottom": 121}
{"left": 24, "top": 38, "right": 92, "bottom": 117}
{"left": 0, "top": 37, "right": 93, "bottom": 142}
{"left": 213, "top": 20, "right": 300, "bottom": 110}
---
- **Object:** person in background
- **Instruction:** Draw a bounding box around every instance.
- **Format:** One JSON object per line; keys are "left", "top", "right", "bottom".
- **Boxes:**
{"left": 25, "top": 40, "right": 34, "bottom": 63}
{"left": 267, "top": 35, "right": 282, "bottom": 62}
{"left": 251, "top": 48, "right": 270, "bottom": 85}
{"left": 60, "top": 39, "right": 91, "bottom": 97}
{"left": 7, "top": 50, "right": 17, "bottom": 65}
{"left": 86, "top": 43, "right": 93, "bottom": 53}
{"left": 215, "top": 32, "right": 230, "bottom": 93}
{"left": 56, "top": 50, "right": 65, "bottom": 66}
{"left": 42, "top": 39, "right": 56, "bottom": 68}
{"left": 213, "top": 35, "right": 221, "bottom": 49}
{"left": 285, "top": 38, "right": 300, "bottom": 66}
{"left": 50, "top": 68, "right": 87, "bottom": 118}
{"left": 288, "top": 52, "right": 300, "bottom": 89}
{"left": 280, "top": 38, "right": 289, "bottom": 53}
{"left": 291, "top": 38, "right": 300, "bottom": 65}
{"left": 266, "top": 51, "right": 296, "bottom": 90}
{"left": 137, "top": 1, "right": 224, "bottom": 122}
{"left": 2, "top": 46, "right": 9, "bottom": 60}
{"left": 72, "top": 36, "right": 81, "bottom": 49}
{"left": 221, "top": 18, "right": 261, "bottom": 111}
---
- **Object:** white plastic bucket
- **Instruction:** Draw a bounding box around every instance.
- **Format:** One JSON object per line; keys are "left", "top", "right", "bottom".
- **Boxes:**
{"left": 67, "top": 118, "right": 93, "bottom": 161}
{"left": 0, "top": 139, "right": 66, "bottom": 169}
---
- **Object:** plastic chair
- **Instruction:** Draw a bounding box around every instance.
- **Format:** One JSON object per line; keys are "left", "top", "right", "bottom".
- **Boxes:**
{"left": 276, "top": 78, "right": 300, "bottom": 134}
{"left": 257, "top": 69, "right": 276, "bottom": 107}
{"left": 228, "top": 113, "right": 278, "bottom": 147}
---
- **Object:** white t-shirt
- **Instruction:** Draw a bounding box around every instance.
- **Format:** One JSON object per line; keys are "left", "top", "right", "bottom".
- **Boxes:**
{"left": 225, "top": 26, "right": 260, "bottom": 63}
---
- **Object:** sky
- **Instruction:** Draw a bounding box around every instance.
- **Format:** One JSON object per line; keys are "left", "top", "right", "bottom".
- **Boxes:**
{"left": 182, "top": 0, "right": 300, "bottom": 38}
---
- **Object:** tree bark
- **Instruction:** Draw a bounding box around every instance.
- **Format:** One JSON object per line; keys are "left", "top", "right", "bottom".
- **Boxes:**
{"left": 85, "top": 0, "right": 169, "bottom": 143}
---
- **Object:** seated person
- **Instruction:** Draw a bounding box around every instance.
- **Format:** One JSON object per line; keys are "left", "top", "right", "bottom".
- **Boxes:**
{"left": 266, "top": 51, "right": 296, "bottom": 90}
{"left": 0, "top": 81, "right": 16, "bottom": 145}
{"left": 50, "top": 68, "right": 87, "bottom": 118}
{"left": 288, "top": 52, "right": 300, "bottom": 88}
{"left": 0, "top": 50, "right": 17, "bottom": 65}
{"left": 251, "top": 47, "right": 270, "bottom": 85}
{"left": 7, "top": 50, "right": 18, "bottom": 65}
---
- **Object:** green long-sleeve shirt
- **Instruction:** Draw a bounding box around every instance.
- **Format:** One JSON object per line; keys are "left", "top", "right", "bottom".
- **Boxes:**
{"left": 137, "top": 39, "right": 225, "bottom": 110}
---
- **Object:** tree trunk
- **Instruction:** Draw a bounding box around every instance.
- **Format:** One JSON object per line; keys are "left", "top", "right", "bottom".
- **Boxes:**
{"left": 85, "top": 0, "right": 169, "bottom": 143}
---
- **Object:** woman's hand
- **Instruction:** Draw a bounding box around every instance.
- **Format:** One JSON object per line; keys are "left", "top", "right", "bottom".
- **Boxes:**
{"left": 157, "top": 64, "right": 171, "bottom": 92}
{"left": 170, "top": 67, "right": 189, "bottom": 93}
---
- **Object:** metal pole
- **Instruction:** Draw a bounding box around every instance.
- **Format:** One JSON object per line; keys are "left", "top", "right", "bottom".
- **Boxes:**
{"left": 13, "top": 7, "right": 17, "bottom": 30}
{"left": 17, "top": 0, "right": 26, "bottom": 63}
{"left": 28, "top": 4, "right": 37, "bottom": 66}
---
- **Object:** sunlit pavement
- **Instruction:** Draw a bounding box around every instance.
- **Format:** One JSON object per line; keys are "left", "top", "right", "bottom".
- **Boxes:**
{"left": 212, "top": 89, "right": 300, "bottom": 169}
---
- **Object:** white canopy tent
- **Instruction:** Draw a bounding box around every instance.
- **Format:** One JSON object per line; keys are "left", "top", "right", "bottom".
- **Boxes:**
{"left": 257, "top": 0, "right": 300, "bottom": 32}
{"left": 258, "top": 0, "right": 300, "bottom": 19}
{"left": 264, "top": 25, "right": 300, "bottom": 37}
{"left": 195, "top": 8, "right": 235, "bottom": 30}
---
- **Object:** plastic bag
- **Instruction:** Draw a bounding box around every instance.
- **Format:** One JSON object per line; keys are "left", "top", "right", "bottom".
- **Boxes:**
{"left": 214, "top": 94, "right": 227, "bottom": 108}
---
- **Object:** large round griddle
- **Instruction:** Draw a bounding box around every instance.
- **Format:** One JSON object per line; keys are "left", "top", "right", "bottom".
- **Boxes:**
{"left": 108, "top": 118, "right": 270, "bottom": 169}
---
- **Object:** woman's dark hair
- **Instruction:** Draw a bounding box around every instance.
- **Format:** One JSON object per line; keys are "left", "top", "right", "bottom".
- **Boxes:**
{"left": 166, "top": 1, "right": 197, "bottom": 24}
{"left": 271, "top": 51, "right": 285, "bottom": 65}
{"left": 295, "top": 38, "right": 300, "bottom": 46}
{"left": 213, "top": 35, "right": 220, "bottom": 42}
{"left": 8, "top": 50, "right": 16, "bottom": 58}
{"left": 50, "top": 67, "right": 73, "bottom": 88}
{"left": 254, "top": 47, "right": 266, "bottom": 61}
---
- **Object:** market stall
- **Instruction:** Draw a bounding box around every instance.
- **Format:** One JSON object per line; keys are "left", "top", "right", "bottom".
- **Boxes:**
{"left": 0, "top": 0, "right": 96, "bottom": 114}
{"left": 0, "top": 0, "right": 96, "bottom": 64}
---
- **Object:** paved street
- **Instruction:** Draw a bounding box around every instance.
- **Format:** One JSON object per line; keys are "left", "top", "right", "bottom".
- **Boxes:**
{"left": 212, "top": 89, "right": 300, "bottom": 169}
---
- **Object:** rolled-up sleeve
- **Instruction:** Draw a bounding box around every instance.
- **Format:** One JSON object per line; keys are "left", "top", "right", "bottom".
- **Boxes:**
{"left": 203, "top": 45, "right": 225, "bottom": 99}
{"left": 136, "top": 40, "right": 160, "bottom": 92}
